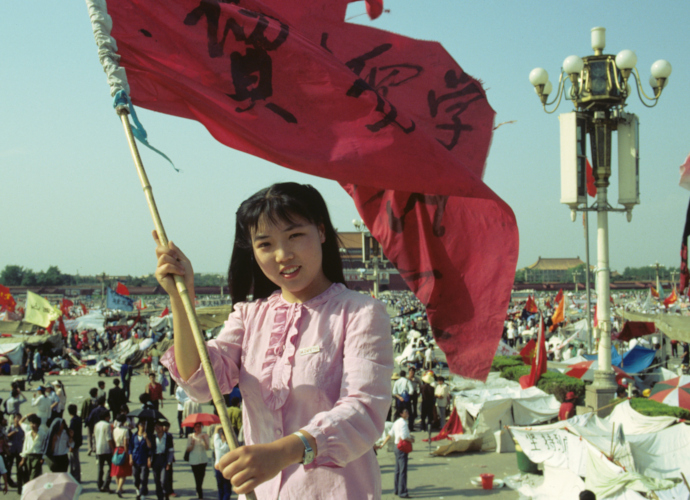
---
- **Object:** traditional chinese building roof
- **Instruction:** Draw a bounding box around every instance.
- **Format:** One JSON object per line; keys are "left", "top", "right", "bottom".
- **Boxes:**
{"left": 526, "top": 257, "right": 586, "bottom": 271}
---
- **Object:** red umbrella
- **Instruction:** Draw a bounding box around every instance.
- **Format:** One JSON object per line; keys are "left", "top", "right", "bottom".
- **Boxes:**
{"left": 565, "top": 360, "right": 630, "bottom": 385}
{"left": 649, "top": 376, "right": 690, "bottom": 410}
{"left": 181, "top": 413, "right": 220, "bottom": 428}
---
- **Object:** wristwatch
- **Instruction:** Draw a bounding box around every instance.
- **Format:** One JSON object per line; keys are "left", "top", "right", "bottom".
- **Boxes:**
{"left": 293, "top": 431, "right": 315, "bottom": 465}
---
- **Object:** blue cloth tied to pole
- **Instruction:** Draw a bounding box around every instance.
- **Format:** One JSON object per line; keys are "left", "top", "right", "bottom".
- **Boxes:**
{"left": 113, "top": 90, "right": 178, "bottom": 172}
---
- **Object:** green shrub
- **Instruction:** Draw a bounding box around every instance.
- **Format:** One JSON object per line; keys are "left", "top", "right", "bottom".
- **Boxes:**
{"left": 491, "top": 355, "right": 525, "bottom": 374}
{"left": 628, "top": 397, "right": 690, "bottom": 419}
{"left": 502, "top": 365, "right": 530, "bottom": 382}
{"left": 536, "top": 371, "right": 586, "bottom": 404}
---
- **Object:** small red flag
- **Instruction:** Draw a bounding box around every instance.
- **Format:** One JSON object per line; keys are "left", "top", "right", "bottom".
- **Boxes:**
{"left": 525, "top": 295, "right": 539, "bottom": 314}
{"left": 650, "top": 286, "right": 659, "bottom": 299}
{"left": 0, "top": 285, "right": 16, "bottom": 313}
{"left": 550, "top": 297, "right": 565, "bottom": 332}
{"left": 60, "top": 299, "right": 74, "bottom": 319}
{"left": 365, "top": 0, "right": 384, "bottom": 20}
{"left": 586, "top": 158, "right": 597, "bottom": 197}
{"left": 664, "top": 287, "right": 678, "bottom": 308}
{"left": 115, "top": 282, "right": 130, "bottom": 296}
{"left": 520, "top": 339, "right": 536, "bottom": 365}
{"left": 520, "top": 316, "right": 547, "bottom": 388}
{"left": 58, "top": 317, "right": 68, "bottom": 338}
{"left": 80, "top": 303, "right": 88, "bottom": 315}
{"left": 160, "top": 307, "right": 170, "bottom": 318}
{"left": 554, "top": 289, "right": 563, "bottom": 304}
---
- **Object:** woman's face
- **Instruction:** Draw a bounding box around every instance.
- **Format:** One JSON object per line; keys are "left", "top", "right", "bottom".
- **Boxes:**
{"left": 251, "top": 215, "right": 331, "bottom": 303}
{"left": 194, "top": 423, "right": 203, "bottom": 434}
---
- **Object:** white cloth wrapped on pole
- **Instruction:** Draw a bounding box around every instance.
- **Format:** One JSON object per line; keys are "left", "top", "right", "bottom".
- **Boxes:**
{"left": 85, "top": 0, "right": 130, "bottom": 96}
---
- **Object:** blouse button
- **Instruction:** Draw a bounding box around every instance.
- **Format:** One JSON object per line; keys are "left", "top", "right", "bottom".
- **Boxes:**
{"left": 275, "top": 428, "right": 282, "bottom": 436}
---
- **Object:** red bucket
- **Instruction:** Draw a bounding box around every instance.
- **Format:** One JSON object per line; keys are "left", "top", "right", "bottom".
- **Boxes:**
{"left": 480, "top": 473, "right": 494, "bottom": 490}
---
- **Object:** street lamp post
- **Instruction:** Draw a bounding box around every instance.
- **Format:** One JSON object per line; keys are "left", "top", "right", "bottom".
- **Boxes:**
{"left": 529, "top": 27, "right": 671, "bottom": 415}
{"left": 353, "top": 219, "right": 382, "bottom": 299}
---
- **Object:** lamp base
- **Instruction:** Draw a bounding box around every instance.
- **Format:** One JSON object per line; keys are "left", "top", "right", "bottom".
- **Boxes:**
{"left": 585, "top": 370, "right": 618, "bottom": 417}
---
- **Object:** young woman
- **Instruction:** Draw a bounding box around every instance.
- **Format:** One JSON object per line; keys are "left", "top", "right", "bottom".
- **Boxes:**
{"left": 111, "top": 414, "right": 132, "bottom": 497}
{"left": 186, "top": 422, "right": 210, "bottom": 499}
{"left": 157, "top": 183, "right": 393, "bottom": 499}
{"left": 212, "top": 425, "right": 232, "bottom": 500}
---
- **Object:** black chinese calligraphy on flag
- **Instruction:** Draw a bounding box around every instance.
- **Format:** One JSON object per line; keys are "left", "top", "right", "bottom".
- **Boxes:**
{"left": 103, "top": 0, "right": 519, "bottom": 379}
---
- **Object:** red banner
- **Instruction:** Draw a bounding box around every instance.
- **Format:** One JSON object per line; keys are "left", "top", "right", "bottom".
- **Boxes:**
{"left": 105, "top": 0, "right": 518, "bottom": 379}
{"left": 0, "top": 285, "right": 16, "bottom": 313}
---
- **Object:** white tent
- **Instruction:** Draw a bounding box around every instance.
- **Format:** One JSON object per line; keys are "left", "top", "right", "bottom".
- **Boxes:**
{"left": 510, "top": 401, "right": 688, "bottom": 499}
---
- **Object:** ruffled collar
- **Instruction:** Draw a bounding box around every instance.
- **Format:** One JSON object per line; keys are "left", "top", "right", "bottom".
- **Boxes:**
{"left": 266, "top": 282, "right": 347, "bottom": 309}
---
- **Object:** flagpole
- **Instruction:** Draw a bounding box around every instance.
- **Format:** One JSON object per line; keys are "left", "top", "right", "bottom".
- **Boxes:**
{"left": 115, "top": 106, "right": 258, "bottom": 500}
{"left": 584, "top": 210, "right": 593, "bottom": 354}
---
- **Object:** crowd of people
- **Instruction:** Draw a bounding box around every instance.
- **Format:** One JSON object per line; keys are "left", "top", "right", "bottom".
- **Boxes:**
{"left": 0, "top": 372, "right": 239, "bottom": 500}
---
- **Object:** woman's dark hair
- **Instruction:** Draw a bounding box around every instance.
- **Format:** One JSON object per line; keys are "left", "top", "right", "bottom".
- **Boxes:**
{"left": 228, "top": 182, "right": 346, "bottom": 304}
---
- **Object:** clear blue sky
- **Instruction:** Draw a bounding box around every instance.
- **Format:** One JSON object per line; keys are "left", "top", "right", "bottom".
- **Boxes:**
{"left": 1, "top": 1, "right": 688, "bottom": 278}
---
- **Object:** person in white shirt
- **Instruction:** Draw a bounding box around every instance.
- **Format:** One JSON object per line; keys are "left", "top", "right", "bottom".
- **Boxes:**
{"left": 94, "top": 413, "right": 114, "bottom": 493}
{"left": 392, "top": 370, "right": 414, "bottom": 416}
{"left": 31, "top": 387, "right": 52, "bottom": 428}
{"left": 212, "top": 426, "right": 232, "bottom": 500}
{"left": 186, "top": 423, "right": 210, "bottom": 500}
{"left": 434, "top": 376, "right": 451, "bottom": 428}
{"left": 377, "top": 409, "right": 413, "bottom": 498}
{"left": 45, "top": 385, "right": 60, "bottom": 426}
{"left": 175, "top": 386, "right": 190, "bottom": 438}
{"left": 19, "top": 414, "right": 47, "bottom": 484}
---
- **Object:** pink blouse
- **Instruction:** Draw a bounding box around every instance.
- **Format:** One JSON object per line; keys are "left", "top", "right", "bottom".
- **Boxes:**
{"left": 162, "top": 283, "right": 393, "bottom": 500}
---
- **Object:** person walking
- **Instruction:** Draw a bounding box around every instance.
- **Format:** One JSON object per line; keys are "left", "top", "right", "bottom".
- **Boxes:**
{"left": 174, "top": 387, "right": 189, "bottom": 438}
{"left": 146, "top": 374, "right": 164, "bottom": 411}
{"left": 392, "top": 370, "right": 414, "bottom": 416}
{"left": 130, "top": 420, "right": 152, "bottom": 500}
{"left": 52, "top": 381, "right": 67, "bottom": 421}
{"left": 81, "top": 388, "right": 98, "bottom": 456}
{"left": 377, "top": 408, "right": 413, "bottom": 498}
{"left": 434, "top": 376, "right": 450, "bottom": 429}
{"left": 150, "top": 419, "right": 174, "bottom": 500}
{"left": 108, "top": 379, "right": 128, "bottom": 417}
{"left": 67, "top": 404, "right": 82, "bottom": 482}
{"left": 5, "top": 413, "right": 24, "bottom": 489}
{"left": 121, "top": 362, "right": 133, "bottom": 401}
{"left": 407, "top": 367, "right": 421, "bottom": 432}
{"left": 45, "top": 418, "right": 70, "bottom": 472}
{"left": 95, "top": 412, "right": 114, "bottom": 493}
{"left": 186, "top": 423, "right": 210, "bottom": 500}
{"left": 4, "top": 387, "right": 27, "bottom": 416}
{"left": 31, "top": 386, "right": 52, "bottom": 428}
{"left": 212, "top": 426, "right": 232, "bottom": 500}
{"left": 18, "top": 414, "right": 46, "bottom": 490}
{"left": 111, "top": 414, "right": 132, "bottom": 498}
{"left": 419, "top": 371, "right": 436, "bottom": 431}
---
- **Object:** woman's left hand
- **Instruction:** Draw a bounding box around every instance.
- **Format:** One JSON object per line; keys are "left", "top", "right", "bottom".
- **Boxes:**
{"left": 217, "top": 438, "right": 303, "bottom": 495}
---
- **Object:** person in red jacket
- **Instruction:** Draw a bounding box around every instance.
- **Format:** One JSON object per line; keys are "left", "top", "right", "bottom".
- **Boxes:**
{"left": 559, "top": 392, "right": 576, "bottom": 421}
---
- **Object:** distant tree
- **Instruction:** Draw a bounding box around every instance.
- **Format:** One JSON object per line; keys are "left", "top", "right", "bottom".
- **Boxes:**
{"left": 0, "top": 265, "right": 25, "bottom": 286}
{"left": 21, "top": 269, "right": 37, "bottom": 286}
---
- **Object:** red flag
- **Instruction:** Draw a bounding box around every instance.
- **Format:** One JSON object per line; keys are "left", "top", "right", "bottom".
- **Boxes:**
{"left": 525, "top": 295, "right": 539, "bottom": 314}
{"left": 554, "top": 289, "right": 563, "bottom": 304}
{"left": 520, "top": 339, "right": 536, "bottom": 365}
{"left": 160, "top": 307, "right": 170, "bottom": 318}
{"left": 650, "top": 286, "right": 659, "bottom": 299}
{"left": 115, "top": 282, "right": 130, "bottom": 296}
{"left": 60, "top": 299, "right": 74, "bottom": 319}
{"left": 664, "top": 286, "right": 678, "bottom": 308}
{"left": 586, "top": 158, "right": 597, "bottom": 197}
{"left": 520, "top": 316, "right": 547, "bottom": 388}
{"left": 550, "top": 297, "right": 565, "bottom": 332}
{"left": 58, "top": 317, "right": 68, "bottom": 338}
{"left": 80, "top": 303, "right": 88, "bottom": 315}
{"left": 103, "top": 0, "right": 518, "bottom": 380}
{"left": 424, "top": 407, "right": 463, "bottom": 441}
{"left": 680, "top": 197, "right": 690, "bottom": 295}
{"left": 0, "top": 285, "right": 16, "bottom": 313}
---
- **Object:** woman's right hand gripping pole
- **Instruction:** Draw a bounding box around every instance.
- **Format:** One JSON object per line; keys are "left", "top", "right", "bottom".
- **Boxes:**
{"left": 153, "top": 230, "right": 201, "bottom": 380}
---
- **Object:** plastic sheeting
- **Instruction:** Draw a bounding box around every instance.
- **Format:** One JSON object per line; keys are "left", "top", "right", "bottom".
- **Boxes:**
{"left": 585, "top": 345, "right": 622, "bottom": 366}
{"left": 0, "top": 343, "right": 24, "bottom": 365}
{"left": 620, "top": 345, "right": 656, "bottom": 374}
{"left": 63, "top": 311, "right": 106, "bottom": 334}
